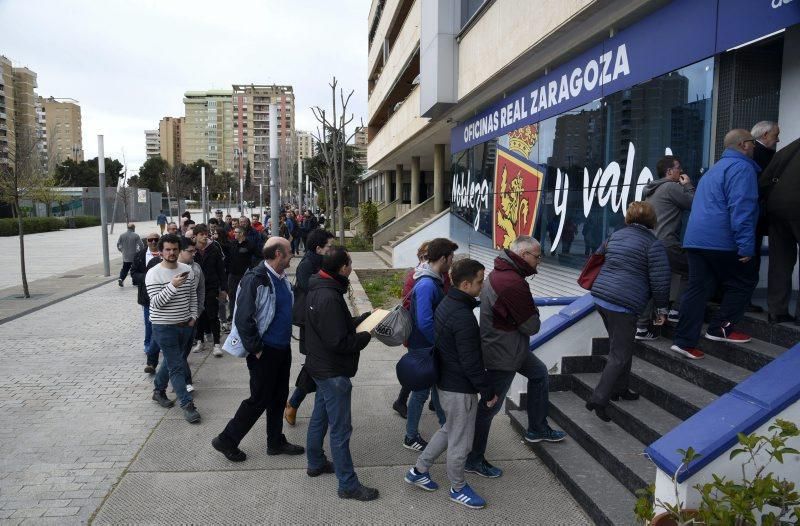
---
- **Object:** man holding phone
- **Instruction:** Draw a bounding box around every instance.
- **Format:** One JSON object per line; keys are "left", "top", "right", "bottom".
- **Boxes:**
{"left": 145, "top": 233, "right": 201, "bottom": 423}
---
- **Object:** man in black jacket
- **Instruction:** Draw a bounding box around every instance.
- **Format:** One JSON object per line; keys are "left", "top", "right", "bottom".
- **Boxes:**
{"left": 225, "top": 226, "right": 259, "bottom": 323}
{"left": 304, "top": 247, "right": 377, "bottom": 501}
{"left": 192, "top": 224, "right": 228, "bottom": 356}
{"left": 403, "top": 258, "right": 497, "bottom": 509}
{"left": 130, "top": 232, "right": 162, "bottom": 373}
{"left": 285, "top": 229, "right": 334, "bottom": 426}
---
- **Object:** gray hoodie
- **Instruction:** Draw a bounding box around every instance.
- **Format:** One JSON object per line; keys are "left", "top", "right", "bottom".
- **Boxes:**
{"left": 642, "top": 178, "right": 694, "bottom": 244}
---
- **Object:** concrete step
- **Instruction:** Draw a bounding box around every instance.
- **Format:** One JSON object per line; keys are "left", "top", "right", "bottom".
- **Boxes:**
{"left": 634, "top": 338, "right": 751, "bottom": 396}
{"left": 507, "top": 410, "right": 637, "bottom": 526}
{"left": 706, "top": 307, "right": 800, "bottom": 348}
{"left": 374, "top": 247, "right": 393, "bottom": 267}
{"left": 546, "top": 390, "right": 655, "bottom": 494}
{"left": 570, "top": 372, "right": 683, "bottom": 446}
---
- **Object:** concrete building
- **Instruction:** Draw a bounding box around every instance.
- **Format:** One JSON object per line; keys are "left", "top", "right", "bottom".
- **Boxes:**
{"left": 231, "top": 84, "right": 295, "bottom": 187}
{"left": 158, "top": 116, "right": 183, "bottom": 167}
{"left": 353, "top": 126, "right": 367, "bottom": 167}
{"left": 0, "top": 56, "right": 12, "bottom": 168}
{"left": 144, "top": 129, "right": 159, "bottom": 160}
{"left": 0, "top": 56, "right": 41, "bottom": 169}
{"left": 40, "top": 97, "right": 83, "bottom": 162}
{"left": 296, "top": 129, "right": 315, "bottom": 160}
{"left": 182, "top": 90, "right": 234, "bottom": 172}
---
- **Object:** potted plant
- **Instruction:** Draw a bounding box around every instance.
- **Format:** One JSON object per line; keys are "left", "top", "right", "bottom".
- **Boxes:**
{"left": 694, "top": 419, "right": 799, "bottom": 525}
{"left": 635, "top": 447, "right": 701, "bottom": 525}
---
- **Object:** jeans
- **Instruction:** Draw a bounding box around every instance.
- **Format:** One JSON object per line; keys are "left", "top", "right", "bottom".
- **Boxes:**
{"left": 119, "top": 261, "right": 133, "bottom": 282}
{"left": 291, "top": 236, "right": 301, "bottom": 255}
{"left": 673, "top": 249, "right": 759, "bottom": 348}
{"left": 306, "top": 376, "right": 359, "bottom": 492}
{"left": 468, "top": 351, "right": 549, "bottom": 464}
{"left": 289, "top": 387, "right": 307, "bottom": 409}
{"left": 406, "top": 385, "right": 445, "bottom": 440}
{"left": 227, "top": 274, "right": 243, "bottom": 321}
{"left": 221, "top": 345, "right": 291, "bottom": 448}
{"left": 152, "top": 324, "right": 194, "bottom": 407}
{"left": 183, "top": 326, "right": 196, "bottom": 385}
{"left": 142, "top": 306, "right": 161, "bottom": 366}
{"left": 196, "top": 289, "right": 221, "bottom": 344}
{"left": 591, "top": 306, "right": 637, "bottom": 406}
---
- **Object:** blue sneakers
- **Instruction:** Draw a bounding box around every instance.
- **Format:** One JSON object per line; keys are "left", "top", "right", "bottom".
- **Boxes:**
{"left": 404, "top": 467, "right": 438, "bottom": 491}
{"left": 449, "top": 484, "right": 486, "bottom": 509}
{"left": 524, "top": 427, "right": 567, "bottom": 443}
{"left": 464, "top": 458, "right": 503, "bottom": 478}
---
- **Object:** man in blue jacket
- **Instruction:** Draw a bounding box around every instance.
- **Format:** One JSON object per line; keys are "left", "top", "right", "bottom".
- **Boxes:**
{"left": 402, "top": 238, "right": 457, "bottom": 451}
{"left": 671, "top": 129, "right": 760, "bottom": 359}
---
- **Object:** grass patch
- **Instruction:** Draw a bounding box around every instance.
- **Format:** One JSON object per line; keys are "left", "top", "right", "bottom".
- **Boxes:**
{"left": 356, "top": 269, "right": 407, "bottom": 309}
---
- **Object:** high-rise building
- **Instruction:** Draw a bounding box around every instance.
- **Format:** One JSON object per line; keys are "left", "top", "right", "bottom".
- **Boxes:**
{"left": 296, "top": 129, "right": 314, "bottom": 160}
{"left": 145, "top": 129, "right": 160, "bottom": 160}
{"left": 0, "top": 57, "right": 13, "bottom": 168}
{"left": 231, "top": 84, "right": 295, "bottom": 186}
{"left": 40, "top": 96, "right": 83, "bottom": 162}
{"left": 182, "top": 90, "right": 234, "bottom": 173}
{"left": 353, "top": 126, "right": 367, "bottom": 168}
{"left": 158, "top": 116, "right": 183, "bottom": 167}
{"left": 0, "top": 56, "right": 41, "bottom": 169}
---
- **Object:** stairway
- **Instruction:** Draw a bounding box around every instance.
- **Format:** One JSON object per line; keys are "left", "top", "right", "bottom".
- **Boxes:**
{"left": 506, "top": 310, "right": 799, "bottom": 526}
{"left": 374, "top": 213, "right": 442, "bottom": 267}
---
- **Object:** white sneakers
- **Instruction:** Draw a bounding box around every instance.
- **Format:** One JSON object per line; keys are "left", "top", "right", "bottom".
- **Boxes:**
{"left": 191, "top": 341, "right": 204, "bottom": 353}
{"left": 212, "top": 344, "right": 224, "bottom": 357}
{"left": 186, "top": 384, "right": 195, "bottom": 393}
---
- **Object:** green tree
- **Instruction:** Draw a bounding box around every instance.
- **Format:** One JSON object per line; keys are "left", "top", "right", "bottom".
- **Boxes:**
{"left": 183, "top": 159, "right": 213, "bottom": 200}
{"left": 245, "top": 161, "right": 252, "bottom": 189}
{"left": 55, "top": 157, "right": 124, "bottom": 187}
{"left": 136, "top": 156, "right": 169, "bottom": 192}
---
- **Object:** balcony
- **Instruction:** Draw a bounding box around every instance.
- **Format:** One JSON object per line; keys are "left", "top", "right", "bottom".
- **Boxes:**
{"left": 369, "top": 0, "right": 419, "bottom": 112}
{"left": 367, "top": 85, "right": 428, "bottom": 167}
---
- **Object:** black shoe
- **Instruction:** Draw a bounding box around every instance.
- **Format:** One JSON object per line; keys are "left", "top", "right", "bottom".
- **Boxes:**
{"left": 117, "top": 279, "right": 123, "bottom": 287}
{"left": 392, "top": 400, "right": 408, "bottom": 419}
{"left": 212, "top": 435, "right": 246, "bottom": 462}
{"left": 307, "top": 460, "right": 335, "bottom": 477}
{"left": 182, "top": 402, "right": 201, "bottom": 423}
{"left": 338, "top": 484, "right": 379, "bottom": 501}
{"left": 144, "top": 364, "right": 156, "bottom": 374}
{"left": 746, "top": 303, "right": 764, "bottom": 313}
{"left": 267, "top": 441, "right": 305, "bottom": 456}
{"left": 152, "top": 390, "right": 174, "bottom": 408}
{"left": 585, "top": 401, "right": 611, "bottom": 422}
{"left": 610, "top": 389, "right": 640, "bottom": 401}
{"left": 428, "top": 401, "right": 435, "bottom": 412}
{"left": 769, "top": 314, "right": 796, "bottom": 324}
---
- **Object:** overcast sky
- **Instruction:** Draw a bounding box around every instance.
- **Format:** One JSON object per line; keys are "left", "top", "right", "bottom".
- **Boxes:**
{"left": 0, "top": 0, "right": 368, "bottom": 174}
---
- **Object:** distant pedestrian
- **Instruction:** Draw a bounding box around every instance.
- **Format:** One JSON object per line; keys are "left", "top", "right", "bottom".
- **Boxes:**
{"left": 131, "top": 231, "right": 162, "bottom": 373}
{"left": 166, "top": 222, "right": 179, "bottom": 235}
{"left": 116, "top": 223, "right": 143, "bottom": 287}
{"left": 212, "top": 237, "right": 304, "bottom": 462}
{"left": 145, "top": 233, "right": 201, "bottom": 423}
{"left": 404, "top": 258, "right": 496, "bottom": 509}
{"left": 671, "top": 129, "right": 760, "bottom": 359}
{"left": 304, "top": 246, "right": 376, "bottom": 501}
{"left": 285, "top": 228, "right": 335, "bottom": 426}
{"left": 587, "top": 202, "right": 670, "bottom": 421}
{"left": 156, "top": 210, "right": 168, "bottom": 234}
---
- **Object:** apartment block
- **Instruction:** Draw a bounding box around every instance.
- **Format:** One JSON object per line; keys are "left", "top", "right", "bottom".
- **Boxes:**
{"left": 40, "top": 96, "right": 83, "bottom": 162}
{"left": 296, "top": 129, "right": 314, "bottom": 160}
{"left": 0, "top": 56, "right": 40, "bottom": 168}
{"left": 0, "top": 56, "right": 13, "bottom": 167}
{"left": 231, "top": 84, "right": 295, "bottom": 186}
{"left": 145, "top": 129, "right": 160, "bottom": 160}
{"left": 182, "top": 90, "right": 234, "bottom": 172}
{"left": 158, "top": 116, "right": 183, "bottom": 167}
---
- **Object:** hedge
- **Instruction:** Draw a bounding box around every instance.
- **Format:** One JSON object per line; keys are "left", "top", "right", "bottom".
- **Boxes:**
{"left": 0, "top": 216, "right": 101, "bottom": 236}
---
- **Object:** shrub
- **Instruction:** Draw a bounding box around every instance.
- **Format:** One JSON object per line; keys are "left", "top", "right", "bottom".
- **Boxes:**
{"left": 0, "top": 217, "right": 64, "bottom": 236}
{"left": 359, "top": 201, "right": 379, "bottom": 241}
{"left": 66, "top": 216, "right": 101, "bottom": 228}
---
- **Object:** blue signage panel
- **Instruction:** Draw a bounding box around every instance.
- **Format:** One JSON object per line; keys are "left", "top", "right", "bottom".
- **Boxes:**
{"left": 716, "top": 0, "right": 800, "bottom": 52}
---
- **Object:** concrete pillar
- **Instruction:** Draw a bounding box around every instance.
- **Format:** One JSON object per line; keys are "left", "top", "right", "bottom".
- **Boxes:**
{"left": 395, "top": 164, "right": 403, "bottom": 202}
{"left": 410, "top": 156, "right": 421, "bottom": 207}
{"left": 383, "top": 171, "right": 390, "bottom": 203}
{"left": 433, "top": 144, "right": 445, "bottom": 213}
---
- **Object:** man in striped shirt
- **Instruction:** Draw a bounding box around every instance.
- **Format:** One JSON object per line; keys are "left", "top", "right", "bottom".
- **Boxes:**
{"left": 145, "top": 234, "right": 201, "bottom": 423}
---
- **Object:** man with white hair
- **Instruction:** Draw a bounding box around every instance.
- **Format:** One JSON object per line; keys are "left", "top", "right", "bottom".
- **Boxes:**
{"left": 465, "top": 235, "right": 565, "bottom": 479}
{"left": 751, "top": 121, "right": 780, "bottom": 171}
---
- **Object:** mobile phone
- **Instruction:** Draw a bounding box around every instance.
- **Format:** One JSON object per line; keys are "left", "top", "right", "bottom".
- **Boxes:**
{"left": 178, "top": 271, "right": 190, "bottom": 278}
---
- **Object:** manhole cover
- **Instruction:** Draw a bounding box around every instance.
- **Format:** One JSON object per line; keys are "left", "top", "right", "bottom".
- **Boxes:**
{"left": 60, "top": 274, "right": 84, "bottom": 278}
{"left": 0, "top": 293, "right": 50, "bottom": 300}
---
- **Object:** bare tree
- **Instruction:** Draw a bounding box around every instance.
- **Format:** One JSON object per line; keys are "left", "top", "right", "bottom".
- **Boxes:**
{"left": 0, "top": 124, "right": 57, "bottom": 298}
{"left": 311, "top": 76, "right": 361, "bottom": 244}
{"left": 163, "top": 163, "right": 188, "bottom": 219}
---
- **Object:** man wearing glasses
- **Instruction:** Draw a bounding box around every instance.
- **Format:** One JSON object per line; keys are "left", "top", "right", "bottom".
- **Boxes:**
{"left": 465, "top": 235, "right": 565, "bottom": 480}
{"left": 670, "top": 129, "right": 761, "bottom": 359}
{"left": 131, "top": 232, "right": 163, "bottom": 373}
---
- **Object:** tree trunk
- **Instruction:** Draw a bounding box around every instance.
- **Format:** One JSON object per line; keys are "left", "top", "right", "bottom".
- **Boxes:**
{"left": 15, "top": 199, "right": 30, "bottom": 298}
{"left": 334, "top": 175, "right": 345, "bottom": 245}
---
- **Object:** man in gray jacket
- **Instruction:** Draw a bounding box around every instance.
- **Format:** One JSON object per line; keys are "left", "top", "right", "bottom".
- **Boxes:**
{"left": 636, "top": 156, "right": 694, "bottom": 337}
{"left": 117, "top": 223, "right": 143, "bottom": 287}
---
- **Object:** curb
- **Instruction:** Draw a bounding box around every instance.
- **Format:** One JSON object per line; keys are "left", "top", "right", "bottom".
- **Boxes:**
{"left": 348, "top": 270, "right": 375, "bottom": 316}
